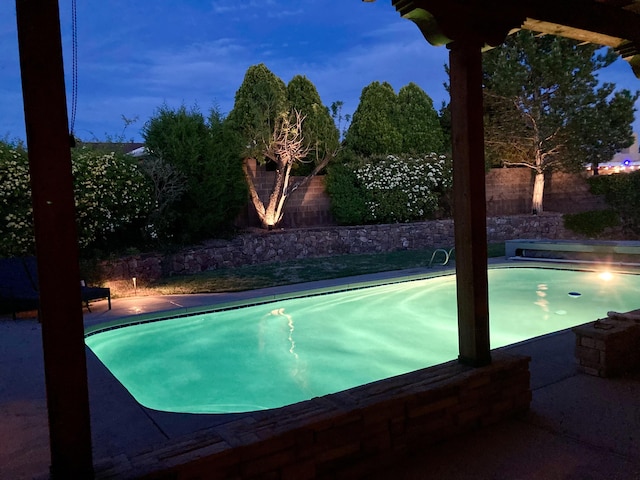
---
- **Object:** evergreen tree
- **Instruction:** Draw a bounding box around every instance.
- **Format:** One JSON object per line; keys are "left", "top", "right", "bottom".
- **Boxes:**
{"left": 345, "top": 81, "right": 444, "bottom": 156}
{"left": 483, "top": 31, "right": 638, "bottom": 213}
{"left": 225, "top": 63, "right": 288, "bottom": 163}
{"left": 344, "top": 81, "right": 402, "bottom": 156}
{"left": 396, "top": 82, "right": 445, "bottom": 154}
{"left": 287, "top": 74, "right": 340, "bottom": 174}
{"left": 142, "top": 104, "right": 246, "bottom": 242}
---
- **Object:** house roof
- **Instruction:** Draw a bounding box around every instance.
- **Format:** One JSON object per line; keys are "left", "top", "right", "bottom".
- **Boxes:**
{"left": 79, "top": 141, "right": 144, "bottom": 154}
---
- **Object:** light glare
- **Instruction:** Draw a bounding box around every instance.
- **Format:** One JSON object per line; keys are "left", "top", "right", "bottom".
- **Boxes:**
{"left": 599, "top": 271, "right": 613, "bottom": 281}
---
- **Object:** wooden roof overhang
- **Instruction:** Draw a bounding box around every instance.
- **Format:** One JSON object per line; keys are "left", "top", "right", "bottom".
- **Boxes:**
{"left": 392, "top": 0, "right": 640, "bottom": 76}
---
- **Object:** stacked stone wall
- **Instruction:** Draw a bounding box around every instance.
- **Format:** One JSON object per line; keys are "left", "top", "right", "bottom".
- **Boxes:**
{"left": 574, "top": 313, "right": 640, "bottom": 377}
{"left": 101, "top": 213, "right": 582, "bottom": 283}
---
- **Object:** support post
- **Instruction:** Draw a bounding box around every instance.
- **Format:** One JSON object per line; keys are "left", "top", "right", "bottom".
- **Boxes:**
{"left": 16, "top": 0, "right": 94, "bottom": 477}
{"left": 448, "top": 40, "right": 491, "bottom": 367}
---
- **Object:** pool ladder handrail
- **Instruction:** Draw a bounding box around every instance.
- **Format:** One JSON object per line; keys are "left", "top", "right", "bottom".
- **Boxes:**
{"left": 428, "top": 247, "right": 454, "bottom": 267}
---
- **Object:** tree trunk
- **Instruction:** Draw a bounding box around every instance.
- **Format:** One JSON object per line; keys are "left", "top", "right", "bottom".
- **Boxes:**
{"left": 242, "top": 159, "right": 266, "bottom": 222}
{"left": 262, "top": 166, "right": 287, "bottom": 228}
{"left": 532, "top": 171, "right": 544, "bottom": 214}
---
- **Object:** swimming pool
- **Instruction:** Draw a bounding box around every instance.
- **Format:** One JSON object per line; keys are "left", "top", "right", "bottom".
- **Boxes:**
{"left": 85, "top": 266, "right": 640, "bottom": 414}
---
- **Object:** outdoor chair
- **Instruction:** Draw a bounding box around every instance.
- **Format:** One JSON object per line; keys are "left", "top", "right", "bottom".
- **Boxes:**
{"left": 80, "top": 280, "right": 111, "bottom": 312}
{"left": 0, "top": 256, "right": 40, "bottom": 319}
{"left": 0, "top": 256, "right": 111, "bottom": 318}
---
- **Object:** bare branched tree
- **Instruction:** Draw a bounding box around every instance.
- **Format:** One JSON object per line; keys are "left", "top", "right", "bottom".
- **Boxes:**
{"left": 243, "top": 109, "right": 337, "bottom": 229}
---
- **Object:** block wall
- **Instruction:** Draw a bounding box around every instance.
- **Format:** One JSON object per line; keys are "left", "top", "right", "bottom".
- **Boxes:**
{"left": 485, "top": 168, "right": 532, "bottom": 215}
{"left": 241, "top": 162, "right": 606, "bottom": 227}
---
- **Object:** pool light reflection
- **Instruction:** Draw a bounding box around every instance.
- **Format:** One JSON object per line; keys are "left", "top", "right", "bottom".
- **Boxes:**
{"left": 598, "top": 271, "right": 613, "bottom": 282}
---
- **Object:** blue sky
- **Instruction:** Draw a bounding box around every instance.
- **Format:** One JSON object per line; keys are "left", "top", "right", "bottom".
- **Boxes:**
{"left": 2, "top": 1, "right": 640, "bottom": 143}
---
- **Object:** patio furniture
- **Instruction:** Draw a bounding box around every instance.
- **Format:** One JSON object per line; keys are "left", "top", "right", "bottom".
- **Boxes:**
{"left": 0, "top": 256, "right": 111, "bottom": 318}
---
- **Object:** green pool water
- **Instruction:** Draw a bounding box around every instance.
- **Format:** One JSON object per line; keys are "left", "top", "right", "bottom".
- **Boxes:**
{"left": 85, "top": 267, "right": 640, "bottom": 414}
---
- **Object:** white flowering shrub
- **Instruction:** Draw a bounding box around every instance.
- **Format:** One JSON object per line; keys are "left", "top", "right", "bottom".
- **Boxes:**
{"left": 354, "top": 153, "right": 452, "bottom": 224}
{"left": 0, "top": 142, "right": 154, "bottom": 257}
{"left": 0, "top": 143, "right": 34, "bottom": 256}
{"left": 327, "top": 152, "right": 453, "bottom": 225}
{"left": 71, "top": 147, "right": 153, "bottom": 249}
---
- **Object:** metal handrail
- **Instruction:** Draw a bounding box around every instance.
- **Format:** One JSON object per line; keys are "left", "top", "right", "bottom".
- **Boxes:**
{"left": 428, "top": 248, "right": 454, "bottom": 267}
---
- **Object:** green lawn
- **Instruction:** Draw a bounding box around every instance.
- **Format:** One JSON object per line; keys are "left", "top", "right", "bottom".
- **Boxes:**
{"left": 149, "top": 243, "right": 506, "bottom": 294}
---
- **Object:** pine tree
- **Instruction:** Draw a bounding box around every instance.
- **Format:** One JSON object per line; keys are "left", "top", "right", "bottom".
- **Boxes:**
{"left": 483, "top": 31, "right": 638, "bottom": 213}
{"left": 396, "top": 82, "right": 445, "bottom": 155}
{"left": 344, "top": 81, "right": 402, "bottom": 156}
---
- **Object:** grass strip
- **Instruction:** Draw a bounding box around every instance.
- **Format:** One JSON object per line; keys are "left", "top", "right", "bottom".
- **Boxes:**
{"left": 149, "top": 243, "right": 505, "bottom": 294}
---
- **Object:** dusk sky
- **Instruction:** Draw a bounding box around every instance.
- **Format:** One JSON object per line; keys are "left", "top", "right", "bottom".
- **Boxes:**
{"left": 2, "top": 1, "right": 639, "bottom": 143}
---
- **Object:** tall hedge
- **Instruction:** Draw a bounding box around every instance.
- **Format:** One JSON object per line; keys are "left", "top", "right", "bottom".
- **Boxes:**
{"left": 142, "top": 105, "right": 247, "bottom": 243}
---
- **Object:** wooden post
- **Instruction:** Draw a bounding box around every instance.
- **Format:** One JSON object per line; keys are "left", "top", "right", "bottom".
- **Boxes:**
{"left": 16, "top": 0, "right": 94, "bottom": 477}
{"left": 448, "top": 40, "right": 491, "bottom": 367}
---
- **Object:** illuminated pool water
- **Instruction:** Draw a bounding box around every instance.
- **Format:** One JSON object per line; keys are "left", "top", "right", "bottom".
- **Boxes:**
{"left": 85, "top": 267, "right": 640, "bottom": 414}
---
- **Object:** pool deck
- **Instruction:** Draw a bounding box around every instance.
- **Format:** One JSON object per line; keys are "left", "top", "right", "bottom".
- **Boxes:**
{"left": 1, "top": 260, "right": 640, "bottom": 479}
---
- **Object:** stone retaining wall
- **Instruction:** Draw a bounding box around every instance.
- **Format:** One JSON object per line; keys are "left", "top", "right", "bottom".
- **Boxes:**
{"left": 99, "top": 353, "right": 531, "bottom": 479}
{"left": 100, "top": 213, "right": 576, "bottom": 283}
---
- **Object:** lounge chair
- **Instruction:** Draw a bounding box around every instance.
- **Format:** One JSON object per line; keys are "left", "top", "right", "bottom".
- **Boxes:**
{"left": 0, "top": 257, "right": 40, "bottom": 319}
{"left": 0, "top": 256, "right": 111, "bottom": 318}
{"left": 80, "top": 281, "right": 111, "bottom": 312}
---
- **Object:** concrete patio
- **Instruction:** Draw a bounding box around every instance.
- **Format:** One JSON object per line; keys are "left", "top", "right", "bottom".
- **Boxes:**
{"left": 1, "top": 265, "right": 639, "bottom": 479}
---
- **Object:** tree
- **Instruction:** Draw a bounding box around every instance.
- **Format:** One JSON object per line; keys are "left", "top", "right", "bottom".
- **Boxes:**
{"left": 396, "top": 82, "right": 445, "bottom": 154}
{"left": 287, "top": 74, "right": 340, "bottom": 175}
{"left": 227, "top": 64, "right": 339, "bottom": 229}
{"left": 483, "top": 31, "right": 638, "bottom": 213}
{"left": 329, "top": 100, "right": 351, "bottom": 140}
{"left": 589, "top": 171, "right": 640, "bottom": 234}
{"left": 344, "top": 81, "right": 444, "bottom": 157}
{"left": 142, "top": 104, "right": 246, "bottom": 242}
{"left": 568, "top": 87, "right": 638, "bottom": 175}
{"left": 344, "top": 81, "right": 402, "bottom": 156}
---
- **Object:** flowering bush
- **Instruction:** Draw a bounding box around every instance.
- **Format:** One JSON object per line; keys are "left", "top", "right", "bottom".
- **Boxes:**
{"left": 71, "top": 147, "right": 153, "bottom": 249}
{"left": 354, "top": 153, "right": 452, "bottom": 223}
{"left": 0, "top": 142, "right": 154, "bottom": 257}
{"left": 0, "top": 142, "right": 34, "bottom": 256}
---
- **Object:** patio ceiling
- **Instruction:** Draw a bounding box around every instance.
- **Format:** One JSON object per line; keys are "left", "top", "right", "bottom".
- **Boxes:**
{"left": 392, "top": 0, "right": 640, "bottom": 76}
